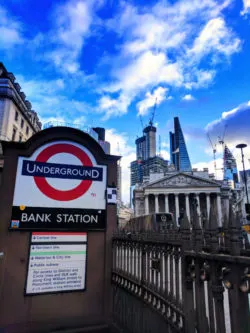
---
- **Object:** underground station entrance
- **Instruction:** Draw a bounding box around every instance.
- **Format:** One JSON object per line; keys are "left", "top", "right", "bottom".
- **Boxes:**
{"left": 0, "top": 127, "right": 120, "bottom": 333}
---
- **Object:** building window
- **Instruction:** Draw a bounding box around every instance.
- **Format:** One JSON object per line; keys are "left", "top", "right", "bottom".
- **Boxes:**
{"left": 15, "top": 111, "right": 18, "bottom": 121}
{"left": 19, "top": 134, "right": 22, "bottom": 142}
{"left": 26, "top": 126, "right": 29, "bottom": 135}
{"left": 12, "top": 127, "right": 17, "bottom": 141}
{"left": 21, "top": 118, "right": 24, "bottom": 128}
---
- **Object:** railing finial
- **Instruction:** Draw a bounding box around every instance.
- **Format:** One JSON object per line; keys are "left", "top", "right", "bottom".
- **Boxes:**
{"left": 192, "top": 207, "right": 201, "bottom": 230}
{"left": 208, "top": 204, "right": 218, "bottom": 230}
{"left": 180, "top": 210, "right": 190, "bottom": 230}
{"left": 228, "top": 203, "right": 236, "bottom": 229}
{"left": 204, "top": 215, "right": 209, "bottom": 231}
{"left": 228, "top": 204, "right": 241, "bottom": 255}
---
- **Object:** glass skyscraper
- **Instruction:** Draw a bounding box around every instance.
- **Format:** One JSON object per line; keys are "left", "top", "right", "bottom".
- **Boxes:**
{"left": 223, "top": 145, "right": 239, "bottom": 188}
{"left": 169, "top": 117, "right": 192, "bottom": 171}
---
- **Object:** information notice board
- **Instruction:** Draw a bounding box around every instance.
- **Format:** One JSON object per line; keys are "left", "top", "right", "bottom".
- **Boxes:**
{"left": 25, "top": 232, "right": 87, "bottom": 295}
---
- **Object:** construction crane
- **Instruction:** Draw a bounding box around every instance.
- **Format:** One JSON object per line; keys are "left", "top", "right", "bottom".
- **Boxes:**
{"left": 139, "top": 115, "right": 144, "bottom": 133}
{"left": 207, "top": 132, "right": 217, "bottom": 178}
{"left": 218, "top": 124, "right": 228, "bottom": 146}
{"left": 149, "top": 98, "right": 157, "bottom": 127}
{"left": 217, "top": 124, "right": 228, "bottom": 175}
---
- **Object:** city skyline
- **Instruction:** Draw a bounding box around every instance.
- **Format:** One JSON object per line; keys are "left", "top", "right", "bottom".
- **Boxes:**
{"left": 1, "top": 0, "right": 250, "bottom": 202}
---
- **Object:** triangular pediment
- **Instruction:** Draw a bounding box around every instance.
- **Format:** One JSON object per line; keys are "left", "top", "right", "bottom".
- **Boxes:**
{"left": 147, "top": 172, "right": 220, "bottom": 188}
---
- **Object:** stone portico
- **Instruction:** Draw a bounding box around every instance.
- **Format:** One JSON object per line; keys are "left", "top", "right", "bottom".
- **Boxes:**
{"left": 134, "top": 172, "right": 223, "bottom": 226}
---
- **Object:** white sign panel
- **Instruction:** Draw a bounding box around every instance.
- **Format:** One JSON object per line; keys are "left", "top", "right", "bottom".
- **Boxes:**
{"left": 31, "top": 232, "right": 87, "bottom": 243}
{"left": 13, "top": 141, "right": 106, "bottom": 209}
{"left": 10, "top": 141, "right": 107, "bottom": 230}
{"left": 26, "top": 242, "right": 87, "bottom": 294}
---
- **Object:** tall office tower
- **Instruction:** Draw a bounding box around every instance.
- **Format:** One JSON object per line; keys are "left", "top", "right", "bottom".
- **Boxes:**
{"left": 0, "top": 62, "right": 42, "bottom": 142}
{"left": 130, "top": 155, "right": 168, "bottom": 186}
{"left": 131, "top": 124, "right": 167, "bottom": 206}
{"left": 132, "top": 124, "right": 158, "bottom": 186}
{"left": 135, "top": 135, "right": 146, "bottom": 160}
{"left": 130, "top": 159, "right": 143, "bottom": 186}
{"left": 223, "top": 145, "right": 239, "bottom": 188}
{"left": 135, "top": 125, "right": 156, "bottom": 161}
{"left": 143, "top": 125, "right": 156, "bottom": 159}
{"left": 169, "top": 117, "right": 192, "bottom": 171}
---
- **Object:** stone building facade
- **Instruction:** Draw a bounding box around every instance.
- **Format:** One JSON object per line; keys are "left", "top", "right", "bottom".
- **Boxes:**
{"left": 133, "top": 171, "right": 231, "bottom": 227}
{"left": 0, "top": 62, "right": 42, "bottom": 142}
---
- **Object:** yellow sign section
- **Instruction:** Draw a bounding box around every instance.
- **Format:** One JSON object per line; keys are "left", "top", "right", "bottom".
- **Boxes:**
{"left": 243, "top": 224, "right": 250, "bottom": 234}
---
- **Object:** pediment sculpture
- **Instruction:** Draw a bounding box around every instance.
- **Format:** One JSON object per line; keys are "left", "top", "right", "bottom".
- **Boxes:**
{"left": 149, "top": 174, "right": 217, "bottom": 188}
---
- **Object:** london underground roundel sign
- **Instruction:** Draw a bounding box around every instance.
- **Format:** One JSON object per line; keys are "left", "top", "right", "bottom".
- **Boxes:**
{"left": 34, "top": 143, "right": 93, "bottom": 201}
{"left": 10, "top": 140, "right": 107, "bottom": 231}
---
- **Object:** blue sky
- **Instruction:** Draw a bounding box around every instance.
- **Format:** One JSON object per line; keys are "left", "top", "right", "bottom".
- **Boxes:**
{"left": 1, "top": 0, "right": 250, "bottom": 203}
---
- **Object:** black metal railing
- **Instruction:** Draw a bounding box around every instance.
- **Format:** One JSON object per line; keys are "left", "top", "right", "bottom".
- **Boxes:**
{"left": 112, "top": 206, "right": 250, "bottom": 333}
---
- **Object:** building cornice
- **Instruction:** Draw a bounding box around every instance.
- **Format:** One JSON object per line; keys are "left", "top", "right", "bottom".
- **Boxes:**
{"left": 0, "top": 62, "right": 42, "bottom": 132}
{"left": 144, "top": 187, "right": 220, "bottom": 195}
{"left": 147, "top": 171, "right": 221, "bottom": 187}
{"left": 0, "top": 79, "right": 41, "bottom": 132}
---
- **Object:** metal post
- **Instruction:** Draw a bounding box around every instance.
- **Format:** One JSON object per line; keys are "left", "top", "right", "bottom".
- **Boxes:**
{"left": 236, "top": 144, "right": 249, "bottom": 204}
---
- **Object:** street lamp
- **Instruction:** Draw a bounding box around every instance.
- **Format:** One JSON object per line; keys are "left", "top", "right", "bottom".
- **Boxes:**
{"left": 236, "top": 143, "right": 249, "bottom": 204}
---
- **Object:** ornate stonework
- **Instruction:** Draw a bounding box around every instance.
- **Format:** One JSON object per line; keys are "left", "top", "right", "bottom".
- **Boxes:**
{"left": 148, "top": 173, "right": 219, "bottom": 188}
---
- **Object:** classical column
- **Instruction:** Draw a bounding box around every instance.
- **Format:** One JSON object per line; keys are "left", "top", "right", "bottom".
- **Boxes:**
{"left": 206, "top": 193, "right": 210, "bottom": 219}
{"left": 217, "top": 194, "right": 222, "bottom": 227}
{"left": 145, "top": 195, "right": 149, "bottom": 215}
{"left": 155, "top": 194, "right": 159, "bottom": 213}
{"left": 196, "top": 193, "right": 201, "bottom": 217}
{"left": 185, "top": 194, "right": 190, "bottom": 221}
{"left": 165, "top": 194, "right": 169, "bottom": 213}
{"left": 175, "top": 194, "right": 179, "bottom": 225}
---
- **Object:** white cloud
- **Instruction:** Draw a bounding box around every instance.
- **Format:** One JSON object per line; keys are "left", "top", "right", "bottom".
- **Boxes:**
{"left": 137, "top": 86, "right": 168, "bottom": 116}
{"left": 161, "top": 150, "right": 170, "bottom": 161}
{"left": 16, "top": 75, "right": 91, "bottom": 124}
{"left": 205, "top": 100, "right": 250, "bottom": 171}
{"left": 47, "top": 0, "right": 103, "bottom": 73}
{"left": 109, "top": 51, "right": 183, "bottom": 93}
{"left": 73, "top": 115, "right": 87, "bottom": 125}
{"left": 16, "top": 75, "right": 65, "bottom": 96}
{"left": 105, "top": 129, "right": 136, "bottom": 204}
{"left": 98, "top": 94, "right": 132, "bottom": 119}
{"left": 99, "top": 51, "right": 183, "bottom": 118}
{"left": 185, "top": 70, "right": 216, "bottom": 89}
{"left": 189, "top": 17, "right": 241, "bottom": 61}
{"left": 99, "top": 0, "right": 239, "bottom": 118}
{"left": 162, "top": 141, "right": 170, "bottom": 148}
{"left": 192, "top": 158, "right": 224, "bottom": 179}
{"left": 109, "top": 1, "right": 232, "bottom": 55}
{"left": 0, "top": 6, "right": 24, "bottom": 49}
{"left": 100, "top": 50, "right": 183, "bottom": 119}
{"left": 182, "top": 94, "right": 195, "bottom": 101}
{"left": 241, "top": 0, "right": 250, "bottom": 15}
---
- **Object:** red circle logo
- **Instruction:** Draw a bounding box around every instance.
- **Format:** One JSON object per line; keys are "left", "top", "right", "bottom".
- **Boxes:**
{"left": 34, "top": 144, "right": 93, "bottom": 201}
